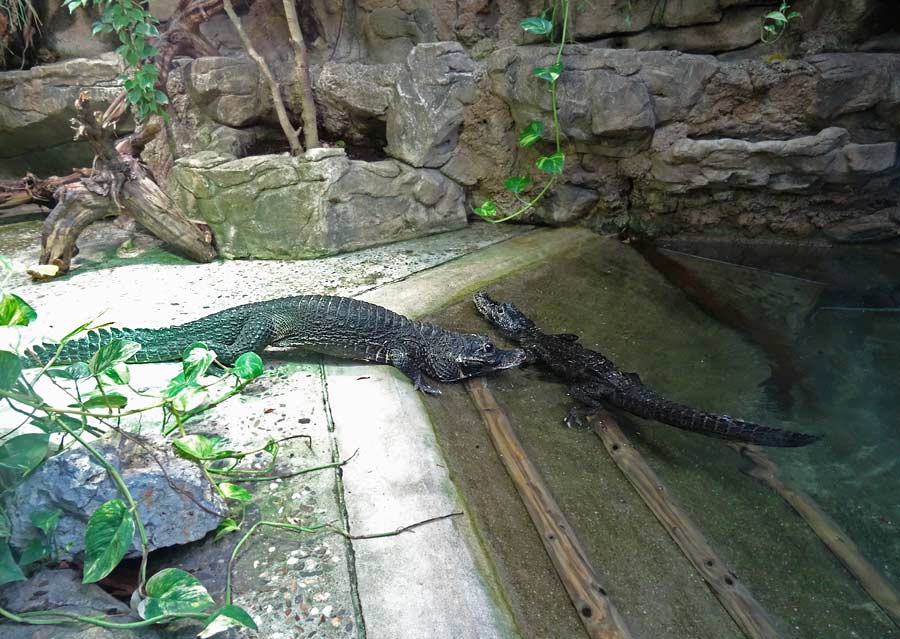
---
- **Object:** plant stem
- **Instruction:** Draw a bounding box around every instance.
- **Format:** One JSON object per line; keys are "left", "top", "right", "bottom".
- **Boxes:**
{"left": 210, "top": 451, "right": 357, "bottom": 481}
{"left": 225, "top": 512, "right": 459, "bottom": 604}
{"left": 0, "top": 605, "right": 208, "bottom": 628}
{"left": 483, "top": 0, "right": 568, "bottom": 224}
{"left": 53, "top": 418, "right": 151, "bottom": 593}
{"left": 550, "top": 80, "right": 561, "bottom": 152}
{"left": 555, "top": 0, "right": 569, "bottom": 65}
{"left": 488, "top": 177, "right": 556, "bottom": 223}
{"left": 0, "top": 387, "right": 167, "bottom": 418}
{"left": 225, "top": 520, "right": 320, "bottom": 603}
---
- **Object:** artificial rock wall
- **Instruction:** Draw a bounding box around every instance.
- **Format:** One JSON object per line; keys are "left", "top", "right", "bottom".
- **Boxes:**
{"left": 2, "top": 0, "right": 899, "bottom": 245}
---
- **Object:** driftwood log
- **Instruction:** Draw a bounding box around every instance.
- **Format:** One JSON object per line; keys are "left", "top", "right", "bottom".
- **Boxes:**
{"left": 0, "top": 171, "right": 88, "bottom": 210}
{"left": 37, "top": 92, "right": 216, "bottom": 276}
{"left": 466, "top": 377, "right": 633, "bottom": 639}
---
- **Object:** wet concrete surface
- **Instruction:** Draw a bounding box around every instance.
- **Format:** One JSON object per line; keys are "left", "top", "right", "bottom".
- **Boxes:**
{"left": 423, "top": 237, "right": 899, "bottom": 639}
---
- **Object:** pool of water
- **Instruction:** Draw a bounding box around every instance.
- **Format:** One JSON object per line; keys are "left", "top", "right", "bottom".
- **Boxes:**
{"left": 423, "top": 236, "right": 900, "bottom": 639}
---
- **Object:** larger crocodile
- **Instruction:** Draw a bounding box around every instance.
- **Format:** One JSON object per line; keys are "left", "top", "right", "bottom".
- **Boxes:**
{"left": 25, "top": 295, "right": 525, "bottom": 394}
{"left": 473, "top": 291, "right": 819, "bottom": 448}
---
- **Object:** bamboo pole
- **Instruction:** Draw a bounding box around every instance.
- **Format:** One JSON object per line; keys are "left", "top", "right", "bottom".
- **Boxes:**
{"left": 465, "top": 378, "right": 633, "bottom": 639}
{"left": 736, "top": 443, "right": 900, "bottom": 629}
{"left": 589, "top": 411, "right": 782, "bottom": 639}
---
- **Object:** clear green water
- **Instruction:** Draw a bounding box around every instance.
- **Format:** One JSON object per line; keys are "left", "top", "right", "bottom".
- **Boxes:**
{"left": 425, "top": 237, "right": 900, "bottom": 639}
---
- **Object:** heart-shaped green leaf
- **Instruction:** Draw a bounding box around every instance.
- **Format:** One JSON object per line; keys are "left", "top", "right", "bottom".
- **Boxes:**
{"left": 99, "top": 361, "right": 131, "bottom": 386}
{"left": 532, "top": 62, "right": 563, "bottom": 83}
{"left": 520, "top": 17, "right": 553, "bottom": 34}
{"left": 30, "top": 414, "right": 83, "bottom": 434}
{"left": 80, "top": 391, "right": 128, "bottom": 410}
{"left": 536, "top": 151, "right": 566, "bottom": 175}
{"left": 0, "top": 542, "right": 25, "bottom": 586}
{"left": 139, "top": 568, "right": 214, "bottom": 618}
{"left": 182, "top": 343, "right": 215, "bottom": 384}
{"left": 213, "top": 518, "right": 239, "bottom": 542}
{"left": 232, "top": 352, "right": 263, "bottom": 381}
{"left": 170, "top": 386, "right": 208, "bottom": 413}
{"left": 503, "top": 176, "right": 531, "bottom": 194}
{"left": 0, "top": 293, "right": 36, "bottom": 327}
{"left": 68, "top": 361, "right": 92, "bottom": 380}
{"left": 218, "top": 482, "right": 252, "bottom": 503}
{"left": 45, "top": 361, "right": 91, "bottom": 381}
{"left": 18, "top": 537, "right": 50, "bottom": 566}
{"left": 0, "top": 351, "right": 21, "bottom": 391}
{"left": 519, "top": 121, "right": 544, "bottom": 147}
{"left": 474, "top": 201, "right": 498, "bottom": 218}
{"left": 0, "top": 433, "right": 49, "bottom": 495}
{"left": 199, "top": 604, "right": 258, "bottom": 638}
{"left": 88, "top": 339, "right": 141, "bottom": 376}
{"left": 30, "top": 508, "right": 62, "bottom": 536}
{"left": 173, "top": 435, "right": 237, "bottom": 462}
{"left": 82, "top": 499, "right": 134, "bottom": 583}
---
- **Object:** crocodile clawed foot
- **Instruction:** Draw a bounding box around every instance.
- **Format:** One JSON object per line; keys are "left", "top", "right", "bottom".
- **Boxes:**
{"left": 564, "top": 407, "right": 584, "bottom": 430}
{"left": 564, "top": 405, "right": 597, "bottom": 431}
{"left": 416, "top": 380, "right": 442, "bottom": 396}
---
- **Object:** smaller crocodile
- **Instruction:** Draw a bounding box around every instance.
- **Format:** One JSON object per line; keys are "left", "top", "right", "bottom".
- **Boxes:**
{"left": 24, "top": 295, "right": 525, "bottom": 395}
{"left": 473, "top": 291, "right": 820, "bottom": 448}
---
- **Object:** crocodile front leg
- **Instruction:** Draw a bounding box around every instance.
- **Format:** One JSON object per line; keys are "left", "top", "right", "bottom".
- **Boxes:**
{"left": 205, "top": 317, "right": 277, "bottom": 366}
{"left": 388, "top": 347, "right": 440, "bottom": 395}
{"left": 565, "top": 381, "right": 615, "bottom": 428}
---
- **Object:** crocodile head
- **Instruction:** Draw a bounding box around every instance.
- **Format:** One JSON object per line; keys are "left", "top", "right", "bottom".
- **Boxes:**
{"left": 424, "top": 332, "right": 525, "bottom": 382}
{"left": 473, "top": 291, "right": 535, "bottom": 340}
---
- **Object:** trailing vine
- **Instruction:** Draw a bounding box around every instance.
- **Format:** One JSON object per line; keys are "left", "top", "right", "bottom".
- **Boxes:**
{"left": 474, "top": 1, "right": 570, "bottom": 224}
{"left": 0, "top": 257, "right": 456, "bottom": 635}
{"left": 62, "top": 0, "right": 168, "bottom": 120}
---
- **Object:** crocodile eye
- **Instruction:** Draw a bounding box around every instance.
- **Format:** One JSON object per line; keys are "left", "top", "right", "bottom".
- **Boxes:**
{"left": 483, "top": 343, "right": 494, "bottom": 353}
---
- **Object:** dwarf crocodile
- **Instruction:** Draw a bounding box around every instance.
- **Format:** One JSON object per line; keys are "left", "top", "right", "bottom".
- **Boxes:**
{"left": 25, "top": 295, "right": 525, "bottom": 395}
{"left": 474, "top": 291, "right": 819, "bottom": 448}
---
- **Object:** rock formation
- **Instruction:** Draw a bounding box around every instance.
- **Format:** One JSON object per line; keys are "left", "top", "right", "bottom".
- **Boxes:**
{"left": 2, "top": 0, "right": 899, "bottom": 243}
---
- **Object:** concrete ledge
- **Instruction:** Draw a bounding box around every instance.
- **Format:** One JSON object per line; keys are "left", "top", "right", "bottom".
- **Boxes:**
{"left": 326, "top": 363, "right": 517, "bottom": 639}
{"left": 325, "top": 226, "right": 598, "bottom": 638}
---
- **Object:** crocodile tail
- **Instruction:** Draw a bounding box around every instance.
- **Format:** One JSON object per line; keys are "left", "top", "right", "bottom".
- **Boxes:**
{"left": 609, "top": 386, "right": 821, "bottom": 448}
{"left": 24, "top": 327, "right": 187, "bottom": 368}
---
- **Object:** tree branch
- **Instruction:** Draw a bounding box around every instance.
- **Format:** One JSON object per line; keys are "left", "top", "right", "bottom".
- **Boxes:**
{"left": 222, "top": 0, "right": 303, "bottom": 155}
{"left": 282, "top": 0, "right": 319, "bottom": 149}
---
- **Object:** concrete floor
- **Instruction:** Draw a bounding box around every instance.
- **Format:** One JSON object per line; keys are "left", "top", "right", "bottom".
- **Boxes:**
{"left": 0, "top": 219, "right": 585, "bottom": 639}
{"left": 1, "top": 220, "right": 895, "bottom": 639}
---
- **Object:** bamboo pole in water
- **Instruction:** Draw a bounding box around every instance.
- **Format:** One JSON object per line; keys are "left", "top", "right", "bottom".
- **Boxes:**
{"left": 588, "top": 411, "right": 782, "bottom": 639}
{"left": 735, "top": 443, "right": 900, "bottom": 629}
{"left": 465, "top": 378, "right": 633, "bottom": 639}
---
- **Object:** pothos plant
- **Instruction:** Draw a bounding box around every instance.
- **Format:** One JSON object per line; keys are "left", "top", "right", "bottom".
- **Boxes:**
{"left": 0, "top": 257, "right": 422, "bottom": 635}
{"left": 474, "top": 0, "right": 570, "bottom": 224}
{"left": 0, "top": 257, "right": 269, "bottom": 634}
{"left": 61, "top": 0, "right": 168, "bottom": 120}
{"left": 760, "top": 1, "right": 801, "bottom": 45}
